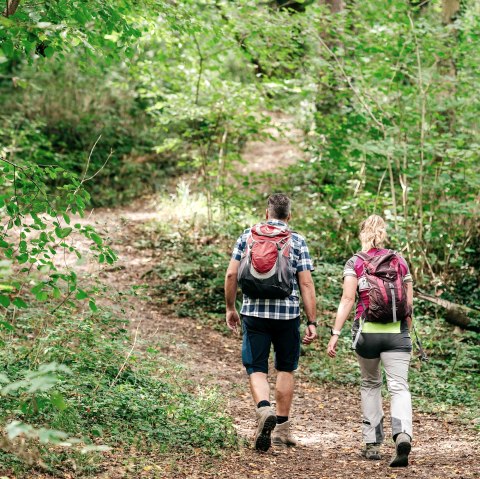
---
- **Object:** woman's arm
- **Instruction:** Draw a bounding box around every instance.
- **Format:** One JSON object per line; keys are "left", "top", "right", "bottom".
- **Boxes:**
{"left": 327, "top": 275, "right": 358, "bottom": 358}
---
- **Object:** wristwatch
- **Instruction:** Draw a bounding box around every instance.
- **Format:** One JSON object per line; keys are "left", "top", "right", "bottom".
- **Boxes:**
{"left": 306, "top": 320, "right": 318, "bottom": 327}
{"left": 330, "top": 328, "right": 341, "bottom": 336}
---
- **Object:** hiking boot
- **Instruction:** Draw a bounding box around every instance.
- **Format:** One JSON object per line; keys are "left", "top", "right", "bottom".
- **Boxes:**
{"left": 254, "top": 406, "right": 277, "bottom": 452}
{"left": 390, "top": 433, "right": 411, "bottom": 467}
{"left": 272, "top": 420, "right": 297, "bottom": 447}
{"left": 362, "top": 442, "right": 382, "bottom": 460}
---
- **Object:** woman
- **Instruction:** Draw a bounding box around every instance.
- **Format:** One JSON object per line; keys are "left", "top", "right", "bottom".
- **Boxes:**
{"left": 327, "top": 215, "right": 414, "bottom": 467}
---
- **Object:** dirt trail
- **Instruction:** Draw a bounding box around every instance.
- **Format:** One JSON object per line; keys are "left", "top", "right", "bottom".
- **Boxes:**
{"left": 238, "top": 111, "right": 305, "bottom": 174}
{"left": 81, "top": 201, "right": 479, "bottom": 479}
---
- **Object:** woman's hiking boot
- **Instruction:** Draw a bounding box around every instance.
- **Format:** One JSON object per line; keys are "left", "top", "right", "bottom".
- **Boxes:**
{"left": 390, "top": 433, "right": 412, "bottom": 467}
{"left": 254, "top": 406, "right": 277, "bottom": 452}
{"left": 272, "top": 420, "right": 297, "bottom": 447}
{"left": 362, "top": 442, "right": 382, "bottom": 460}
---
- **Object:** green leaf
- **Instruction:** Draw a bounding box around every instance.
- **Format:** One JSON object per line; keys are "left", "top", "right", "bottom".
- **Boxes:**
{"left": 62, "top": 213, "right": 71, "bottom": 225}
{"left": 13, "top": 298, "right": 28, "bottom": 308}
{"left": 36, "top": 291, "right": 49, "bottom": 301}
{"left": 17, "top": 253, "right": 29, "bottom": 264}
{"left": 55, "top": 227, "right": 73, "bottom": 239}
{"left": 0, "top": 295, "right": 10, "bottom": 308}
{"left": 0, "top": 320, "right": 14, "bottom": 331}
{"left": 76, "top": 290, "right": 88, "bottom": 300}
{"left": 90, "top": 233, "right": 103, "bottom": 246}
{"left": 1, "top": 39, "right": 14, "bottom": 57}
{"left": 50, "top": 392, "right": 67, "bottom": 411}
{"left": 44, "top": 47, "right": 55, "bottom": 58}
{"left": 31, "top": 283, "right": 44, "bottom": 295}
{"left": 89, "top": 300, "right": 98, "bottom": 312}
{"left": 0, "top": 16, "right": 13, "bottom": 27}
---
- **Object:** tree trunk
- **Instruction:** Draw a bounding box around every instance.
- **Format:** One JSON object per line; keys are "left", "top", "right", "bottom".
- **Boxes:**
{"left": 442, "top": 0, "right": 460, "bottom": 24}
{"left": 325, "top": 0, "right": 344, "bottom": 13}
{"left": 3, "top": 0, "right": 21, "bottom": 17}
{"left": 415, "top": 291, "right": 480, "bottom": 332}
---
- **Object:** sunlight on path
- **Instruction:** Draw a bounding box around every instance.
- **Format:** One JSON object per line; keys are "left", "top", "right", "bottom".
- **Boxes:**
{"left": 238, "top": 111, "right": 304, "bottom": 174}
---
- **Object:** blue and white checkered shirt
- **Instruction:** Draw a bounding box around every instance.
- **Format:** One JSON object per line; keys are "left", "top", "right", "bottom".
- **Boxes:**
{"left": 231, "top": 220, "right": 314, "bottom": 320}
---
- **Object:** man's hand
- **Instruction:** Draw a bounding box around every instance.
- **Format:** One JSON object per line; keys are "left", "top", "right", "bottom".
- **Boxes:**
{"left": 302, "top": 324, "right": 318, "bottom": 345}
{"left": 327, "top": 335, "right": 339, "bottom": 358}
{"left": 226, "top": 309, "right": 240, "bottom": 334}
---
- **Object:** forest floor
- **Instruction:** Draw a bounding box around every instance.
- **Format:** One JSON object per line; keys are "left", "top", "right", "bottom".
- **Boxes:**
{"left": 75, "top": 200, "right": 479, "bottom": 479}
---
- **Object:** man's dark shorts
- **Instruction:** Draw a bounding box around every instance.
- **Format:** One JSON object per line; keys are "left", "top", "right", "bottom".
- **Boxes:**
{"left": 241, "top": 315, "right": 301, "bottom": 375}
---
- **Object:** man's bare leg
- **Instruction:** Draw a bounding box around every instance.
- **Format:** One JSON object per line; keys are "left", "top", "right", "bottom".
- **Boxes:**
{"left": 275, "top": 371, "right": 294, "bottom": 416}
{"left": 249, "top": 372, "right": 270, "bottom": 404}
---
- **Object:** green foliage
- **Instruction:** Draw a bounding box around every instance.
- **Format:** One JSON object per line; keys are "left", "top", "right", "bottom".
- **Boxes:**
{"left": 0, "top": 0, "right": 158, "bottom": 63}
{"left": 0, "top": 156, "right": 116, "bottom": 314}
{"left": 0, "top": 297, "right": 236, "bottom": 474}
{"left": 140, "top": 230, "right": 229, "bottom": 325}
{"left": 269, "top": 0, "right": 480, "bottom": 304}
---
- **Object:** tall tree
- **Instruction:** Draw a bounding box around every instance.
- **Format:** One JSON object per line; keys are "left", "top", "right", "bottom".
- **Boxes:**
{"left": 442, "top": 0, "right": 460, "bottom": 23}
{"left": 325, "top": 0, "right": 344, "bottom": 13}
{"left": 2, "top": 0, "right": 21, "bottom": 17}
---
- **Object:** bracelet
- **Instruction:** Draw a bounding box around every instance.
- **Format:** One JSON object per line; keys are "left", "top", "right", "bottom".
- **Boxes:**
{"left": 306, "top": 320, "right": 318, "bottom": 327}
{"left": 330, "top": 328, "right": 341, "bottom": 336}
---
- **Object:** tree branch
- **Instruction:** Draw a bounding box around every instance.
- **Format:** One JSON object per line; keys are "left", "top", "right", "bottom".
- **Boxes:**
{"left": 192, "top": 33, "right": 204, "bottom": 105}
{"left": 415, "top": 291, "right": 480, "bottom": 332}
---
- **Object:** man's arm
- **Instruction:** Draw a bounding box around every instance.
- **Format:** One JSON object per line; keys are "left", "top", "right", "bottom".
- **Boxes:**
{"left": 298, "top": 270, "right": 318, "bottom": 344}
{"left": 225, "top": 258, "right": 241, "bottom": 333}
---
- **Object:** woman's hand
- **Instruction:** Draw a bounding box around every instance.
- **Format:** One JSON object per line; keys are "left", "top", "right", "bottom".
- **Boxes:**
{"left": 327, "top": 335, "right": 339, "bottom": 358}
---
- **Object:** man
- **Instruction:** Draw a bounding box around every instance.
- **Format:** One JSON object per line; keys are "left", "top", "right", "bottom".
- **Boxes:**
{"left": 225, "top": 193, "right": 318, "bottom": 452}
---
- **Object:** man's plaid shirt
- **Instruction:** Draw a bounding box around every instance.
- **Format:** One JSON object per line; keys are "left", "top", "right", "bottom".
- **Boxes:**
{"left": 231, "top": 220, "right": 314, "bottom": 320}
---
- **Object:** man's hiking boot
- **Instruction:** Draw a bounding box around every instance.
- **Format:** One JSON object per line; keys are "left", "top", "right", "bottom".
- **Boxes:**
{"left": 362, "top": 442, "right": 382, "bottom": 460}
{"left": 272, "top": 420, "right": 297, "bottom": 447}
{"left": 390, "top": 433, "right": 411, "bottom": 467}
{"left": 254, "top": 406, "right": 277, "bottom": 452}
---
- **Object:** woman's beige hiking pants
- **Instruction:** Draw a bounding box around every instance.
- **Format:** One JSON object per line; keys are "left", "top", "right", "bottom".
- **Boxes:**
{"left": 356, "top": 352, "right": 413, "bottom": 444}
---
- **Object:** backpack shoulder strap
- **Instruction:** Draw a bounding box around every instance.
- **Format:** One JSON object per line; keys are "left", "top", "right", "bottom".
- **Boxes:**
{"left": 354, "top": 251, "right": 371, "bottom": 262}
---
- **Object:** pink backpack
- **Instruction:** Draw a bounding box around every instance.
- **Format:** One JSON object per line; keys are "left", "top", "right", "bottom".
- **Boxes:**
{"left": 354, "top": 251, "right": 409, "bottom": 323}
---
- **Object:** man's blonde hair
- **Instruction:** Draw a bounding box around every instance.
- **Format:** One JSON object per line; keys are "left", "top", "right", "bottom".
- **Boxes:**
{"left": 359, "top": 215, "right": 387, "bottom": 251}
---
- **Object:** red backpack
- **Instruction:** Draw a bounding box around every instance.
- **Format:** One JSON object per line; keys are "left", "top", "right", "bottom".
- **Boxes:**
{"left": 354, "top": 251, "right": 409, "bottom": 323}
{"left": 237, "top": 223, "right": 293, "bottom": 299}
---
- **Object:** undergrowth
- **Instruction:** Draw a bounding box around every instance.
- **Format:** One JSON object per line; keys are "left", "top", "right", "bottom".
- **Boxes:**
{"left": 0, "top": 288, "right": 237, "bottom": 476}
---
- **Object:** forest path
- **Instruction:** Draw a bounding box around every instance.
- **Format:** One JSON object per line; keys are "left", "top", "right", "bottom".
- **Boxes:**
{"left": 79, "top": 199, "right": 479, "bottom": 479}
